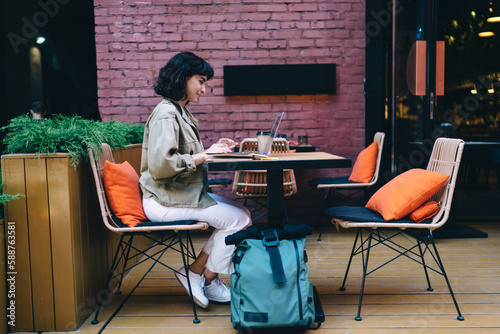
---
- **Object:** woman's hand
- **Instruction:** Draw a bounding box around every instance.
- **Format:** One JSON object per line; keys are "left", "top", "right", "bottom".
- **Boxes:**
{"left": 193, "top": 140, "right": 234, "bottom": 165}
{"left": 204, "top": 142, "right": 233, "bottom": 154}
{"left": 215, "top": 138, "right": 236, "bottom": 149}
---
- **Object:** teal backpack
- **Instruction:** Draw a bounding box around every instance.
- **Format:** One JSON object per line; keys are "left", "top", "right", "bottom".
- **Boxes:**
{"left": 228, "top": 226, "right": 324, "bottom": 331}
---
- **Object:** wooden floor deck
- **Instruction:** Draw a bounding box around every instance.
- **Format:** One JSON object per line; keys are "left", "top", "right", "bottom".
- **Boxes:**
{"left": 39, "top": 221, "right": 500, "bottom": 334}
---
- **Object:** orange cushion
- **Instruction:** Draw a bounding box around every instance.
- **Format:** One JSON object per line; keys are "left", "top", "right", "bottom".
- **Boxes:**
{"left": 365, "top": 169, "right": 449, "bottom": 221}
{"left": 409, "top": 201, "right": 440, "bottom": 223}
{"left": 103, "top": 160, "right": 148, "bottom": 227}
{"left": 348, "top": 141, "right": 378, "bottom": 183}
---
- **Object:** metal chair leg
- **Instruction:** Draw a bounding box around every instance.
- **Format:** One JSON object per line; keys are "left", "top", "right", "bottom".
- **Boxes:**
{"left": 179, "top": 231, "right": 200, "bottom": 324}
{"left": 115, "top": 235, "right": 134, "bottom": 294}
{"left": 92, "top": 234, "right": 126, "bottom": 325}
{"left": 243, "top": 198, "right": 268, "bottom": 223}
{"left": 187, "top": 230, "right": 198, "bottom": 260}
{"left": 355, "top": 228, "right": 373, "bottom": 321}
{"left": 95, "top": 242, "right": 170, "bottom": 333}
{"left": 317, "top": 188, "right": 334, "bottom": 241}
{"left": 417, "top": 232, "right": 433, "bottom": 291}
{"left": 340, "top": 228, "right": 362, "bottom": 291}
{"left": 429, "top": 231, "right": 465, "bottom": 321}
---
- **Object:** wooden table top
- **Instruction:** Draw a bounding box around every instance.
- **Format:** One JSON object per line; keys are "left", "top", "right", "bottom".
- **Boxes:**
{"left": 207, "top": 152, "right": 351, "bottom": 171}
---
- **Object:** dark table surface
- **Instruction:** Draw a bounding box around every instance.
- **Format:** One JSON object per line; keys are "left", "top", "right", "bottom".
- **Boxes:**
{"left": 208, "top": 152, "right": 351, "bottom": 227}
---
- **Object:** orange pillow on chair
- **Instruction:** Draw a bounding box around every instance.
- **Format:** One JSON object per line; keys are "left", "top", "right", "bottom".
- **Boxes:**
{"left": 409, "top": 201, "right": 440, "bottom": 223}
{"left": 366, "top": 168, "right": 449, "bottom": 221}
{"left": 348, "top": 141, "right": 379, "bottom": 183}
{"left": 103, "top": 160, "right": 148, "bottom": 227}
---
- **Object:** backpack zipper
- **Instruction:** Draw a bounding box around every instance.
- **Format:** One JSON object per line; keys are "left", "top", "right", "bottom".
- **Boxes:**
{"left": 234, "top": 273, "right": 241, "bottom": 288}
{"left": 293, "top": 239, "right": 303, "bottom": 320}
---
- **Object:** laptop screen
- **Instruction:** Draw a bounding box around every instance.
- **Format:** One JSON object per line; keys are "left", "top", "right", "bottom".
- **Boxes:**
{"left": 262, "top": 112, "right": 284, "bottom": 155}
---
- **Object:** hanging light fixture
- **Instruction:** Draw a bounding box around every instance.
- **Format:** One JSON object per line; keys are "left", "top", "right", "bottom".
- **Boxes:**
{"left": 479, "top": 17, "right": 495, "bottom": 37}
{"left": 478, "top": 31, "right": 495, "bottom": 37}
{"left": 487, "top": 2, "right": 500, "bottom": 22}
{"left": 478, "top": 3, "right": 497, "bottom": 36}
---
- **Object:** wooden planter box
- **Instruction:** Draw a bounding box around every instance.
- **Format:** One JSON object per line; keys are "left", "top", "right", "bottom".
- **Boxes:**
{"left": 0, "top": 219, "right": 6, "bottom": 333}
{"left": 0, "top": 145, "right": 144, "bottom": 332}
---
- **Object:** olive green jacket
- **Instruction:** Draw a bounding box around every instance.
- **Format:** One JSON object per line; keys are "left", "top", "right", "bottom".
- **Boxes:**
{"left": 139, "top": 99, "right": 216, "bottom": 208}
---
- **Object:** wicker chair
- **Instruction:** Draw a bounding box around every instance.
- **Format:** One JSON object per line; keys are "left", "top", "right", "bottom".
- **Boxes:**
{"left": 88, "top": 144, "right": 209, "bottom": 325}
{"left": 310, "top": 132, "right": 385, "bottom": 240}
{"left": 232, "top": 138, "right": 297, "bottom": 223}
{"left": 324, "top": 138, "right": 465, "bottom": 321}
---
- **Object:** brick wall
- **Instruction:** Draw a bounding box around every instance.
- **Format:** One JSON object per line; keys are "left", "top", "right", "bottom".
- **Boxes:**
{"left": 94, "top": 0, "right": 366, "bottom": 224}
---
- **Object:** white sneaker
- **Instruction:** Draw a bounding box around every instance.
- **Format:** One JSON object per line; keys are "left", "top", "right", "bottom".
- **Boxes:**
{"left": 205, "top": 276, "right": 231, "bottom": 303}
{"left": 175, "top": 267, "right": 209, "bottom": 308}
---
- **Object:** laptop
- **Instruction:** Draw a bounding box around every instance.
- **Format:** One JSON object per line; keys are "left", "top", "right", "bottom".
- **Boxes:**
{"left": 209, "top": 112, "right": 284, "bottom": 158}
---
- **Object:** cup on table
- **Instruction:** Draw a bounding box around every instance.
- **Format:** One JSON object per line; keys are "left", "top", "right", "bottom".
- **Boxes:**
{"left": 257, "top": 131, "right": 271, "bottom": 152}
{"left": 298, "top": 135, "right": 308, "bottom": 146}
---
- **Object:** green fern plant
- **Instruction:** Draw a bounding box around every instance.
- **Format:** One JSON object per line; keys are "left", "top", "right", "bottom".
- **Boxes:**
{"left": 0, "top": 169, "right": 24, "bottom": 220}
{"left": 99, "top": 119, "right": 146, "bottom": 148}
{"left": 1, "top": 114, "right": 145, "bottom": 168}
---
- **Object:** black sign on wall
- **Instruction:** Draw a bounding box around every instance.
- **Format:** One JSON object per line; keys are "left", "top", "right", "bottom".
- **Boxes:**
{"left": 223, "top": 64, "right": 336, "bottom": 96}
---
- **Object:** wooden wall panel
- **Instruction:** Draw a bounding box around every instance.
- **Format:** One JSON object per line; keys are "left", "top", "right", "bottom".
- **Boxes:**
{"left": 113, "top": 148, "right": 126, "bottom": 166}
{"left": 73, "top": 161, "right": 91, "bottom": 329}
{"left": 125, "top": 144, "right": 142, "bottom": 175}
{"left": 83, "top": 162, "right": 107, "bottom": 321}
{"left": 24, "top": 158, "right": 55, "bottom": 331}
{"left": 1, "top": 157, "right": 33, "bottom": 332}
{"left": 0, "top": 218, "right": 6, "bottom": 334}
{"left": 46, "top": 158, "right": 78, "bottom": 330}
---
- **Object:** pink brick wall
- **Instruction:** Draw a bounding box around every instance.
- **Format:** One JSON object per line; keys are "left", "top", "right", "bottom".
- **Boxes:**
{"left": 94, "top": 0, "right": 366, "bottom": 224}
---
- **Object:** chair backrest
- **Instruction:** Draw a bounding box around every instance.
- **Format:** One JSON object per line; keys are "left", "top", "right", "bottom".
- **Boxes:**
{"left": 88, "top": 143, "right": 123, "bottom": 233}
{"left": 335, "top": 137, "right": 464, "bottom": 231}
{"left": 368, "top": 132, "right": 385, "bottom": 185}
{"left": 232, "top": 138, "right": 296, "bottom": 197}
{"left": 232, "top": 169, "right": 297, "bottom": 197}
{"left": 425, "top": 138, "right": 465, "bottom": 228}
{"left": 89, "top": 144, "right": 209, "bottom": 233}
{"left": 240, "top": 138, "right": 290, "bottom": 153}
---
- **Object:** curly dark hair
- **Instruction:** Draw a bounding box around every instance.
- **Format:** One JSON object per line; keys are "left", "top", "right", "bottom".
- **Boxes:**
{"left": 154, "top": 52, "right": 214, "bottom": 101}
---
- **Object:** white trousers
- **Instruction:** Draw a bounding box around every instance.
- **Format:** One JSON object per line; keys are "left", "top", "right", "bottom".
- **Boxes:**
{"left": 142, "top": 194, "right": 252, "bottom": 275}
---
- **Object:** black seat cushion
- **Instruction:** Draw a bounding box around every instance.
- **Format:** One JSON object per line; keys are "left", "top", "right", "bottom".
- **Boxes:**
{"left": 112, "top": 216, "right": 198, "bottom": 228}
{"left": 324, "top": 206, "right": 431, "bottom": 224}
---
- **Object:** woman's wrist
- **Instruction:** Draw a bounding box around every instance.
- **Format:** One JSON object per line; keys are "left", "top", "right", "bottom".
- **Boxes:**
{"left": 192, "top": 152, "right": 207, "bottom": 165}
